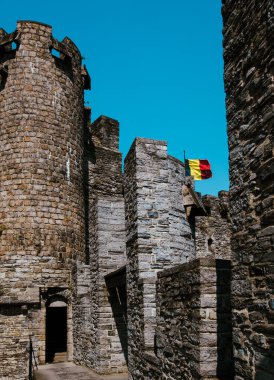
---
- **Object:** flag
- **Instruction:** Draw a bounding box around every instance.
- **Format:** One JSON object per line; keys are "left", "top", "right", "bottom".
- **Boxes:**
{"left": 185, "top": 159, "right": 212, "bottom": 180}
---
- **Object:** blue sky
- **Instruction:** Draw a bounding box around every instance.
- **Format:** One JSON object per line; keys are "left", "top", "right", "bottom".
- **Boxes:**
{"left": 1, "top": 0, "right": 228, "bottom": 195}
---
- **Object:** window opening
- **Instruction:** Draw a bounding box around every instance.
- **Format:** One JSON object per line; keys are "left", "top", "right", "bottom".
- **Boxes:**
{"left": 50, "top": 46, "right": 73, "bottom": 80}
{"left": 51, "top": 48, "right": 61, "bottom": 59}
{"left": 11, "top": 42, "right": 17, "bottom": 50}
{"left": 208, "top": 237, "right": 214, "bottom": 253}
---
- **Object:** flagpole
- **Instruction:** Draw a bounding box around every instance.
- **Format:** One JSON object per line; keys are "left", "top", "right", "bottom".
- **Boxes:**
{"left": 183, "top": 150, "right": 190, "bottom": 185}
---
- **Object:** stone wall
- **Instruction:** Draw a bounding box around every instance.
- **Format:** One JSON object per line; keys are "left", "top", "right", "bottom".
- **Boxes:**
{"left": 0, "top": 20, "right": 85, "bottom": 297}
{"left": 156, "top": 258, "right": 233, "bottom": 380}
{"left": 73, "top": 263, "right": 92, "bottom": 365}
{"left": 124, "top": 138, "right": 195, "bottom": 379}
{"left": 74, "top": 116, "right": 127, "bottom": 374}
{"left": 222, "top": 1, "right": 274, "bottom": 378}
{"left": 91, "top": 196, "right": 127, "bottom": 373}
{"left": 0, "top": 20, "right": 87, "bottom": 375}
{"left": 0, "top": 306, "right": 30, "bottom": 379}
{"left": 2, "top": 11, "right": 267, "bottom": 379}
{"left": 195, "top": 191, "right": 231, "bottom": 260}
{"left": 168, "top": 157, "right": 195, "bottom": 262}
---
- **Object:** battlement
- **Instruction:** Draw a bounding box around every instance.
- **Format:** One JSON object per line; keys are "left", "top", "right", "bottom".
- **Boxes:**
{"left": 91, "top": 115, "right": 120, "bottom": 150}
{"left": 0, "top": 6, "right": 272, "bottom": 378}
{"left": 0, "top": 20, "right": 90, "bottom": 97}
{"left": 0, "top": 21, "right": 83, "bottom": 65}
{"left": 0, "top": 29, "right": 19, "bottom": 45}
{"left": 201, "top": 190, "right": 229, "bottom": 216}
{"left": 195, "top": 190, "right": 231, "bottom": 261}
{"left": 0, "top": 29, "right": 20, "bottom": 55}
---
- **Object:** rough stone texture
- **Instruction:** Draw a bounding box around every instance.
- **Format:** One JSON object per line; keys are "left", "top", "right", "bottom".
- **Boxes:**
{"left": 0, "top": 20, "right": 85, "bottom": 378}
{"left": 0, "top": 20, "right": 84, "bottom": 296}
{"left": 124, "top": 138, "right": 195, "bottom": 379}
{"left": 222, "top": 1, "right": 274, "bottom": 379}
{"left": 0, "top": 307, "right": 29, "bottom": 380}
{"left": 168, "top": 156, "right": 196, "bottom": 262}
{"left": 5, "top": 10, "right": 273, "bottom": 379}
{"left": 73, "top": 263, "right": 92, "bottom": 365}
{"left": 0, "top": 22, "right": 128, "bottom": 378}
{"left": 156, "top": 258, "right": 233, "bottom": 380}
{"left": 74, "top": 116, "right": 127, "bottom": 374}
{"left": 195, "top": 191, "right": 231, "bottom": 260}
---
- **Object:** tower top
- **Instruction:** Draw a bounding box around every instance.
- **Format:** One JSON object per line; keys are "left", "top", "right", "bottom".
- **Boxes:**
{"left": 0, "top": 20, "right": 83, "bottom": 65}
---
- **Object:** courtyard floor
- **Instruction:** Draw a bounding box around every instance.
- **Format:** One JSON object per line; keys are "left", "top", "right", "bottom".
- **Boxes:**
{"left": 34, "top": 362, "right": 128, "bottom": 380}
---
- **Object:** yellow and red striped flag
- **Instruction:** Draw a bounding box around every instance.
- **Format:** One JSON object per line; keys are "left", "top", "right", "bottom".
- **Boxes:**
{"left": 185, "top": 159, "right": 212, "bottom": 180}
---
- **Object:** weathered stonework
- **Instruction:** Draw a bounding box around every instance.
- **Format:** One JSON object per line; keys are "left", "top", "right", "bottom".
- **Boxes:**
{"left": 124, "top": 138, "right": 196, "bottom": 379}
{"left": 2, "top": 5, "right": 272, "bottom": 379}
{"left": 0, "top": 307, "right": 30, "bottom": 379}
{"left": 0, "top": 21, "right": 233, "bottom": 377}
{"left": 156, "top": 258, "right": 233, "bottom": 380}
{"left": 222, "top": 1, "right": 274, "bottom": 378}
{"left": 195, "top": 191, "right": 231, "bottom": 260}
{"left": 0, "top": 20, "right": 85, "bottom": 378}
{"left": 73, "top": 116, "right": 127, "bottom": 374}
{"left": 0, "top": 21, "right": 85, "bottom": 295}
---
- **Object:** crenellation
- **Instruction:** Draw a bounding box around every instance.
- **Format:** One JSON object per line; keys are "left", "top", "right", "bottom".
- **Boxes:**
{"left": 91, "top": 116, "right": 120, "bottom": 150}
{"left": 0, "top": 20, "right": 85, "bottom": 377}
{"left": 1, "top": 8, "right": 272, "bottom": 379}
{"left": 195, "top": 191, "right": 231, "bottom": 261}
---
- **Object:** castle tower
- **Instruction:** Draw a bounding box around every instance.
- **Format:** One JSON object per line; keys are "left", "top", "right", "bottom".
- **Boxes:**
{"left": 0, "top": 21, "right": 89, "bottom": 376}
{"left": 222, "top": 1, "right": 274, "bottom": 378}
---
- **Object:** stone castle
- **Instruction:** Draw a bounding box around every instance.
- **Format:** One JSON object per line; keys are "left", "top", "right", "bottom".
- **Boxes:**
{"left": 0, "top": 1, "right": 273, "bottom": 379}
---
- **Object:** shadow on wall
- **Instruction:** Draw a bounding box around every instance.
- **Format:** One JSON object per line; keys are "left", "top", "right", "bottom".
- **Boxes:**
{"left": 105, "top": 267, "right": 128, "bottom": 365}
{"left": 255, "top": 355, "right": 274, "bottom": 379}
{"left": 83, "top": 111, "right": 92, "bottom": 265}
{"left": 216, "top": 260, "right": 234, "bottom": 379}
{"left": 254, "top": 296, "right": 274, "bottom": 379}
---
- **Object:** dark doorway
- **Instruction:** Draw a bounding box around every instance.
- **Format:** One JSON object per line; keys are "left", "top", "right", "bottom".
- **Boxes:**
{"left": 46, "top": 306, "right": 67, "bottom": 363}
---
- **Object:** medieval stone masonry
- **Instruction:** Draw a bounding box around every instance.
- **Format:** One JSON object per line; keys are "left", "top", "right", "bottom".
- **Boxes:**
{"left": 222, "top": 1, "right": 274, "bottom": 379}
{"left": 0, "top": 2, "right": 273, "bottom": 378}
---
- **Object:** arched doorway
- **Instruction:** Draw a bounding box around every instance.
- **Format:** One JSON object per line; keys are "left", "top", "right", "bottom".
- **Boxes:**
{"left": 46, "top": 297, "right": 67, "bottom": 363}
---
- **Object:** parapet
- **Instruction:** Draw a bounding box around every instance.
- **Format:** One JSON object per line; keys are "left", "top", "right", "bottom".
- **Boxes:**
{"left": 0, "top": 28, "right": 20, "bottom": 53}
{"left": 0, "top": 21, "right": 90, "bottom": 86}
{"left": 15, "top": 20, "right": 82, "bottom": 62}
{"left": 202, "top": 190, "right": 230, "bottom": 218}
{"left": 195, "top": 190, "right": 231, "bottom": 260}
{"left": 91, "top": 115, "right": 120, "bottom": 151}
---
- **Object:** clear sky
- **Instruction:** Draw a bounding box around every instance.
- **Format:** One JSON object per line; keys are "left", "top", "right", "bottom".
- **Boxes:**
{"left": 1, "top": 0, "right": 228, "bottom": 195}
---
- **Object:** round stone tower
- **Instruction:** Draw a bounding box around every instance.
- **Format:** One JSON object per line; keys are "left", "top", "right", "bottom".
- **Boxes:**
{"left": 0, "top": 21, "right": 92, "bottom": 371}
{"left": 0, "top": 21, "right": 85, "bottom": 303}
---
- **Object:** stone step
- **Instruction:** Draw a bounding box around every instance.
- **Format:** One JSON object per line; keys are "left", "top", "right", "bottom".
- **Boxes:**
{"left": 53, "top": 352, "right": 67, "bottom": 363}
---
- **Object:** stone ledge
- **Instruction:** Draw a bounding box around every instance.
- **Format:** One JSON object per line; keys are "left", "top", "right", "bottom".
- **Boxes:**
{"left": 157, "top": 258, "right": 231, "bottom": 278}
{"left": 135, "top": 137, "right": 167, "bottom": 146}
{"left": 17, "top": 20, "right": 52, "bottom": 28}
